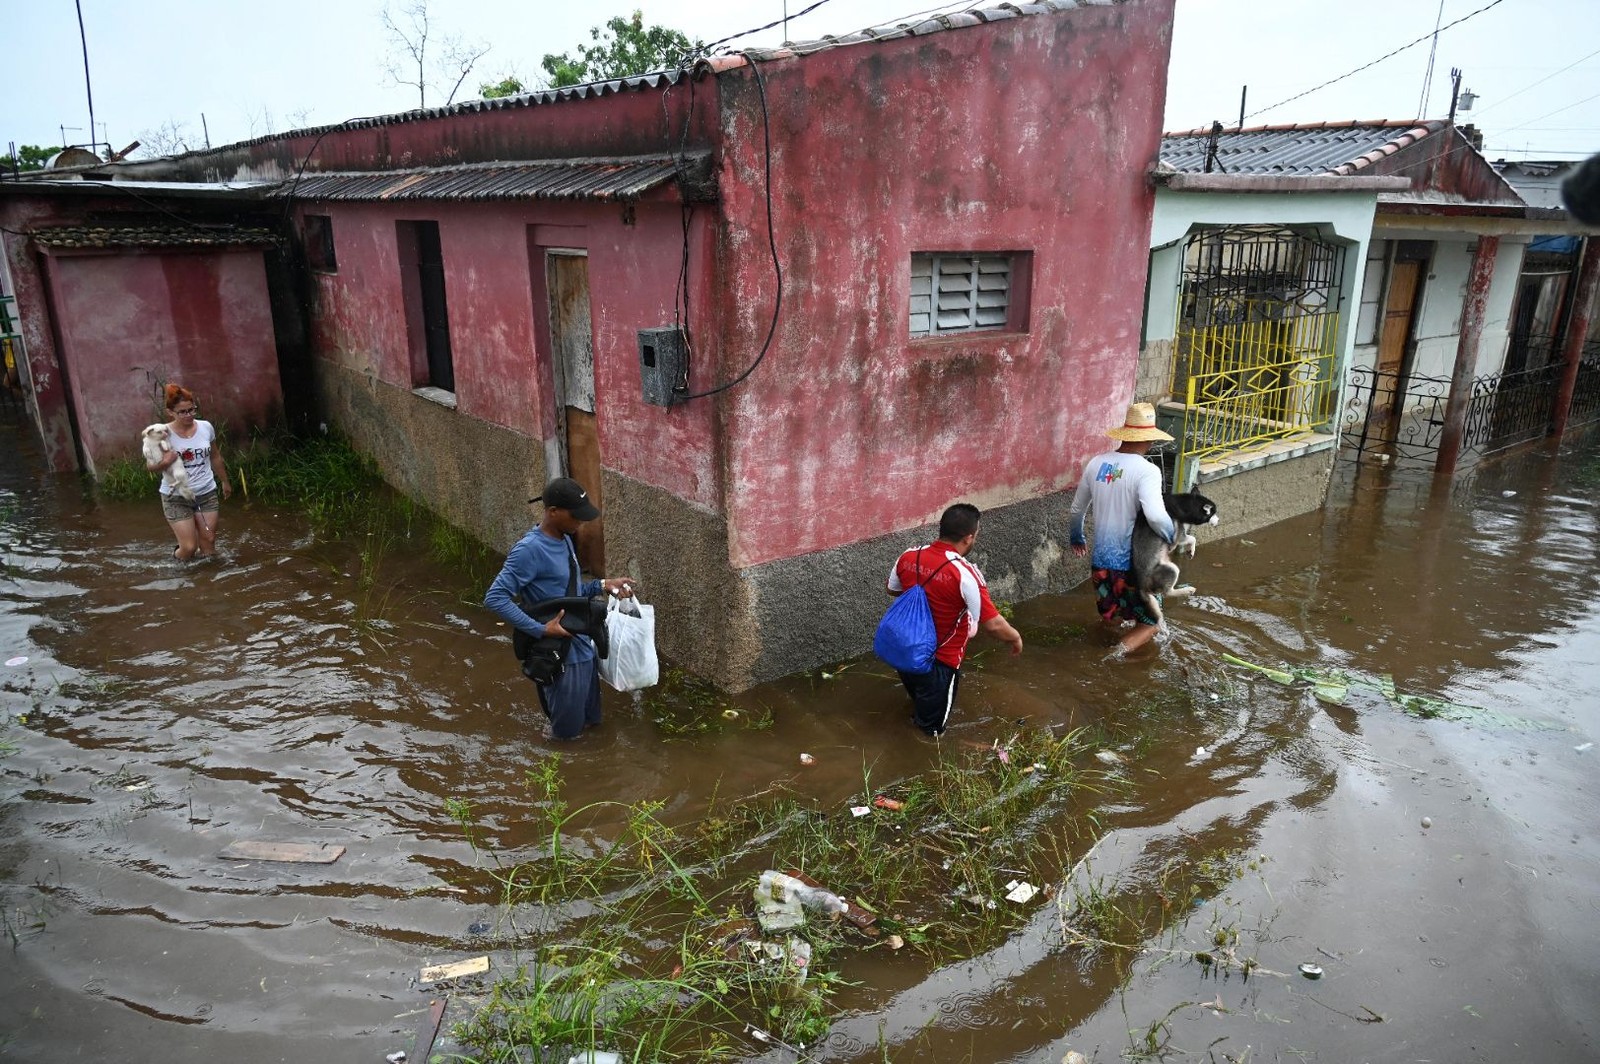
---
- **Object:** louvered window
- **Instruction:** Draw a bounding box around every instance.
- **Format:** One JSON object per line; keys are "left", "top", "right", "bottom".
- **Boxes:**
{"left": 909, "top": 253, "right": 1014, "bottom": 336}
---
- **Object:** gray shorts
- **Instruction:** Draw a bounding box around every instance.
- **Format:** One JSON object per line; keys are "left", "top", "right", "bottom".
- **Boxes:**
{"left": 162, "top": 488, "right": 221, "bottom": 523}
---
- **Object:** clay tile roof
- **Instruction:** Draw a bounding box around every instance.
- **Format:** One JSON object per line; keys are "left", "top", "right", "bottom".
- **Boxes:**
{"left": 30, "top": 224, "right": 279, "bottom": 250}
{"left": 1159, "top": 120, "right": 1447, "bottom": 176}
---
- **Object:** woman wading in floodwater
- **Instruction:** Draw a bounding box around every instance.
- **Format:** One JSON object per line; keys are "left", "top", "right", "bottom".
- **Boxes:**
{"left": 146, "top": 384, "right": 232, "bottom": 560}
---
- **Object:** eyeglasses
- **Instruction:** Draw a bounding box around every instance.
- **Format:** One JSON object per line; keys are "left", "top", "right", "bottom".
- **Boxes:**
{"left": 172, "top": 407, "right": 196, "bottom": 415}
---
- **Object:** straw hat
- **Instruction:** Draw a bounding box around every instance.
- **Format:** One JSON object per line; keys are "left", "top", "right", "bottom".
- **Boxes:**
{"left": 1105, "top": 402, "right": 1173, "bottom": 442}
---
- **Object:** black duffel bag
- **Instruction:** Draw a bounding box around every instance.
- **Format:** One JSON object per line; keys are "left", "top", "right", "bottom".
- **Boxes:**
{"left": 511, "top": 595, "right": 611, "bottom": 685}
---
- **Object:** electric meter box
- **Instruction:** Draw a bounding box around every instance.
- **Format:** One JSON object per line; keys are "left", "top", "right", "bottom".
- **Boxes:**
{"left": 638, "top": 326, "right": 686, "bottom": 406}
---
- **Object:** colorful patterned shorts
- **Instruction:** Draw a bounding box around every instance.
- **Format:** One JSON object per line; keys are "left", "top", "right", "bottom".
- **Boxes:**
{"left": 1092, "top": 567, "right": 1159, "bottom": 627}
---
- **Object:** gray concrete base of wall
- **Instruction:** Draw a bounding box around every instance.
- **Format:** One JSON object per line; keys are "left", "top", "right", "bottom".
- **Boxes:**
{"left": 1195, "top": 449, "right": 1334, "bottom": 541}
{"left": 313, "top": 359, "right": 1100, "bottom": 692}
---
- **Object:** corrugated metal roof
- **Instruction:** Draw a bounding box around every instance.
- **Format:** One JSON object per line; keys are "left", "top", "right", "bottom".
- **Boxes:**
{"left": 1160, "top": 121, "right": 1446, "bottom": 176}
{"left": 272, "top": 155, "right": 704, "bottom": 203}
{"left": 31, "top": 224, "right": 279, "bottom": 250}
{"left": 119, "top": 2, "right": 1106, "bottom": 163}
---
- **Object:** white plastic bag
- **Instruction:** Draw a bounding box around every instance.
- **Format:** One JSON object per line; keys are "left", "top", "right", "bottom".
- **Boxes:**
{"left": 598, "top": 594, "right": 658, "bottom": 692}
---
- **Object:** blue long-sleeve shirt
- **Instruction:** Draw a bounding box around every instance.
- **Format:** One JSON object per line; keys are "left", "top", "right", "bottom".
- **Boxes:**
{"left": 484, "top": 527, "right": 603, "bottom": 663}
{"left": 1067, "top": 449, "right": 1174, "bottom": 571}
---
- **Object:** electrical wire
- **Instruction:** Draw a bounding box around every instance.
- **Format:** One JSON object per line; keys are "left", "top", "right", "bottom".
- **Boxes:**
{"left": 1244, "top": 0, "right": 1509, "bottom": 121}
{"left": 659, "top": 64, "right": 700, "bottom": 393}
{"left": 694, "top": 0, "right": 836, "bottom": 56}
{"left": 1467, "top": 46, "right": 1600, "bottom": 119}
{"left": 657, "top": 0, "right": 985, "bottom": 400}
{"left": 672, "top": 53, "right": 782, "bottom": 403}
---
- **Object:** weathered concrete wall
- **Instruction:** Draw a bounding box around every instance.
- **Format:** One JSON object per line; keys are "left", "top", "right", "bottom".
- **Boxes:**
{"left": 318, "top": 349, "right": 1096, "bottom": 690}
{"left": 0, "top": 198, "right": 85, "bottom": 471}
{"left": 1135, "top": 338, "right": 1176, "bottom": 404}
{"left": 1196, "top": 450, "right": 1335, "bottom": 541}
{"left": 709, "top": 0, "right": 1177, "bottom": 571}
{"left": 41, "top": 247, "right": 283, "bottom": 473}
{"left": 599, "top": 469, "right": 754, "bottom": 686}
{"left": 316, "top": 356, "right": 748, "bottom": 684}
{"left": 744, "top": 491, "right": 1088, "bottom": 686}
{"left": 314, "top": 358, "right": 546, "bottom": 551}
{"left": 297, "top": 197, "right": 720, "bottom": 511}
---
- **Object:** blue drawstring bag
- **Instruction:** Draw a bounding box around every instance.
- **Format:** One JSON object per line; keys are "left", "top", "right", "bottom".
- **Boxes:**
{"left": 874, "top": 555, "right": 953, "bottom": 674}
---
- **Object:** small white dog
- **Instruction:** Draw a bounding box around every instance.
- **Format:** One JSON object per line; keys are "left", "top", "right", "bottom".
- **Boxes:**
{"left": 141, "top": 424, "right": 195, "bottom": 501}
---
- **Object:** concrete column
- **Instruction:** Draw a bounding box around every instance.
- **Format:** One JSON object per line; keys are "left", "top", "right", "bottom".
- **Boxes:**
{"left": 1550, "top": 236, "right": 1600, "bottom": 439}
{"left": 1436, "top": 235, "right": 1499, "bottom": 476}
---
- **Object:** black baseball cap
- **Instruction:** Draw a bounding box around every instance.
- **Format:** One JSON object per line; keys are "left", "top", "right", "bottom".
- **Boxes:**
{"left": 530, "top": 477, "right": 600, "bottom": 520}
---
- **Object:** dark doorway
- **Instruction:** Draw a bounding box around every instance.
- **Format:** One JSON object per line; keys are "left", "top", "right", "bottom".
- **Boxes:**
{"left": 397, "top": 220, "right": 454, "bottom": 393}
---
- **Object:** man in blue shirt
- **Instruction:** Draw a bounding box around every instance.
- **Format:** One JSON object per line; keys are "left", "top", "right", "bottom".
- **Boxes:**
{"left": 485, "top": 477, "right": 636, "bottom": 739}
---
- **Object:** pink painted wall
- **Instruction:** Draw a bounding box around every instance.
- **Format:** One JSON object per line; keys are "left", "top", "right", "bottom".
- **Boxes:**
{"left": 127, "top": 1, "right": 1174, "bottom": 569}
{"left": 299, "top": 195, "right": 720, "bottom": 507}
{"left": 707, "top": 0, "right": 1176, "bottom": 567}
{"left": 40, "top": 248, "right": 283, "bottom": 471}
{"left": 0, "top": 199, "right": 81, "bottom": 471}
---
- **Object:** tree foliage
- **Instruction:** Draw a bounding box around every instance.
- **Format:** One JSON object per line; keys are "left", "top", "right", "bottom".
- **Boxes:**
{"left": 1, "top": 145, "right": 63, "bottom": 172}
{"left": 479, "top": 76, "right": 526, "bottom": 99}
{"left": 540, "top": 10, "right": 699, "bottom": 88}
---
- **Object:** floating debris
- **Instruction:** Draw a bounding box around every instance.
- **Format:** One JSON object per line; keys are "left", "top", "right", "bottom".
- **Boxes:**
{"left": 419, "top": 956, "right": 489, "bottom": 983}
{"left": 1221, "top": 653, "right": 1560, "bottom": 730}
{"left": 1299, "top": 962, "right": 1324, "bottom": 979}
{"left": 216, "top": 840, "right": 345, "bottom": 864}
{"left": 872, "top": 796, "right": 903, "bottom": 811}
{"left": 1421, "top": 816, "right": 1432, "bottom": 829}
{"left": 5, "top": 656, "right": 27, "bottom": 667}
{"left": 799, "top": 753, "right": 816, "bottom": 766}
{"left": 850, "top": 806, "right": 871, "bottom": 818}
{"left": 1094, "top": 750, "right": 1123, "bottom": 766}
{"left": 1004, "top": 880, "right": 1038, "bottom": 903}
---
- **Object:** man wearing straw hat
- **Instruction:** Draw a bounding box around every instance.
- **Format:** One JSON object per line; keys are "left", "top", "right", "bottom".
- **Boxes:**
{"left": 1067, "top": 403, "right": 1176, "bottom": 656}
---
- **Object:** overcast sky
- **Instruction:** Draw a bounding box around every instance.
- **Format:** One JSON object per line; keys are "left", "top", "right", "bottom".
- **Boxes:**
{"left": 3, "top": 0, "right": 1597, "bottom": 163}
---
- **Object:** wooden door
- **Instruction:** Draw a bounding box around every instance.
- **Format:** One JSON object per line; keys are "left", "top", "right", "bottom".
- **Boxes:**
{"left": 546, "top": 251, "right": 604, "bottom": 573}
{"left": 1371, "top": 259, "right": 1424, "bottom": 443}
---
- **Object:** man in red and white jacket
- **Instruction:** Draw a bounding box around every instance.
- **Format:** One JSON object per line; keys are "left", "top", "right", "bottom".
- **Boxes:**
{"left": 885, "top": 503, "right": 1024, "bottom": 736}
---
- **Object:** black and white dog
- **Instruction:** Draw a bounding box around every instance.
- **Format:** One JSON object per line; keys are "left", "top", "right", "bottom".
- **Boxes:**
{"left": 1131, "top": 492, "right": 1219, "bottom": 632}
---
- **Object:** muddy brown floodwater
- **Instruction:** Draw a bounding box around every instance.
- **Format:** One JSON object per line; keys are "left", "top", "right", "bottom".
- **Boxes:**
{"left": 1, "top": 419, "right": 1598, "bottom": 1064}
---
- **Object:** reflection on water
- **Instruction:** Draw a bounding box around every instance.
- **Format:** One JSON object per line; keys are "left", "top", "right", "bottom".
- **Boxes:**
{"left": 2, "top": 425, "right": 1598, "bottom": 1062}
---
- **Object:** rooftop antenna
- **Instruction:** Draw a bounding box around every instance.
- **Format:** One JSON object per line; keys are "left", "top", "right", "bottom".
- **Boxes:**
{"left": 74, "top": 0, "right": 100, "bottom": 156}
{"left": 1417, "top": 0, "right": 1446, "bottom": 117}
{"left": 1237, "top": 86, "right": 1247, "bottom": 131}
{"left": 1447, "top": 67, "right": 1464, "bottom": 125}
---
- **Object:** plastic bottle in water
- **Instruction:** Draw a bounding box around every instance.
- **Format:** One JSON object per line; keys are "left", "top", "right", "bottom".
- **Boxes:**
{"left": 755, "top": 870, "right": 847, "bottom": 930}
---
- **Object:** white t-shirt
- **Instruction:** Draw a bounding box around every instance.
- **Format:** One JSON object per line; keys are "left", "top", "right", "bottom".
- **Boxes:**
{"left": 1067, "top": 448, "right": 1173, "bottom": 570}
{"left": 160, "top": 420, "right": 217, "bottom": 496}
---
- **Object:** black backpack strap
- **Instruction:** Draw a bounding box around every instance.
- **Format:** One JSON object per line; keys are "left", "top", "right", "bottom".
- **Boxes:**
{"left": 919, "top": 555, "right": 955, "bottom": 588}
{"left": 917, "top": 552, "right": 965, "bottom": 648}
{"left": 564, "top": 537, "right": 579, "bottom": 596}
